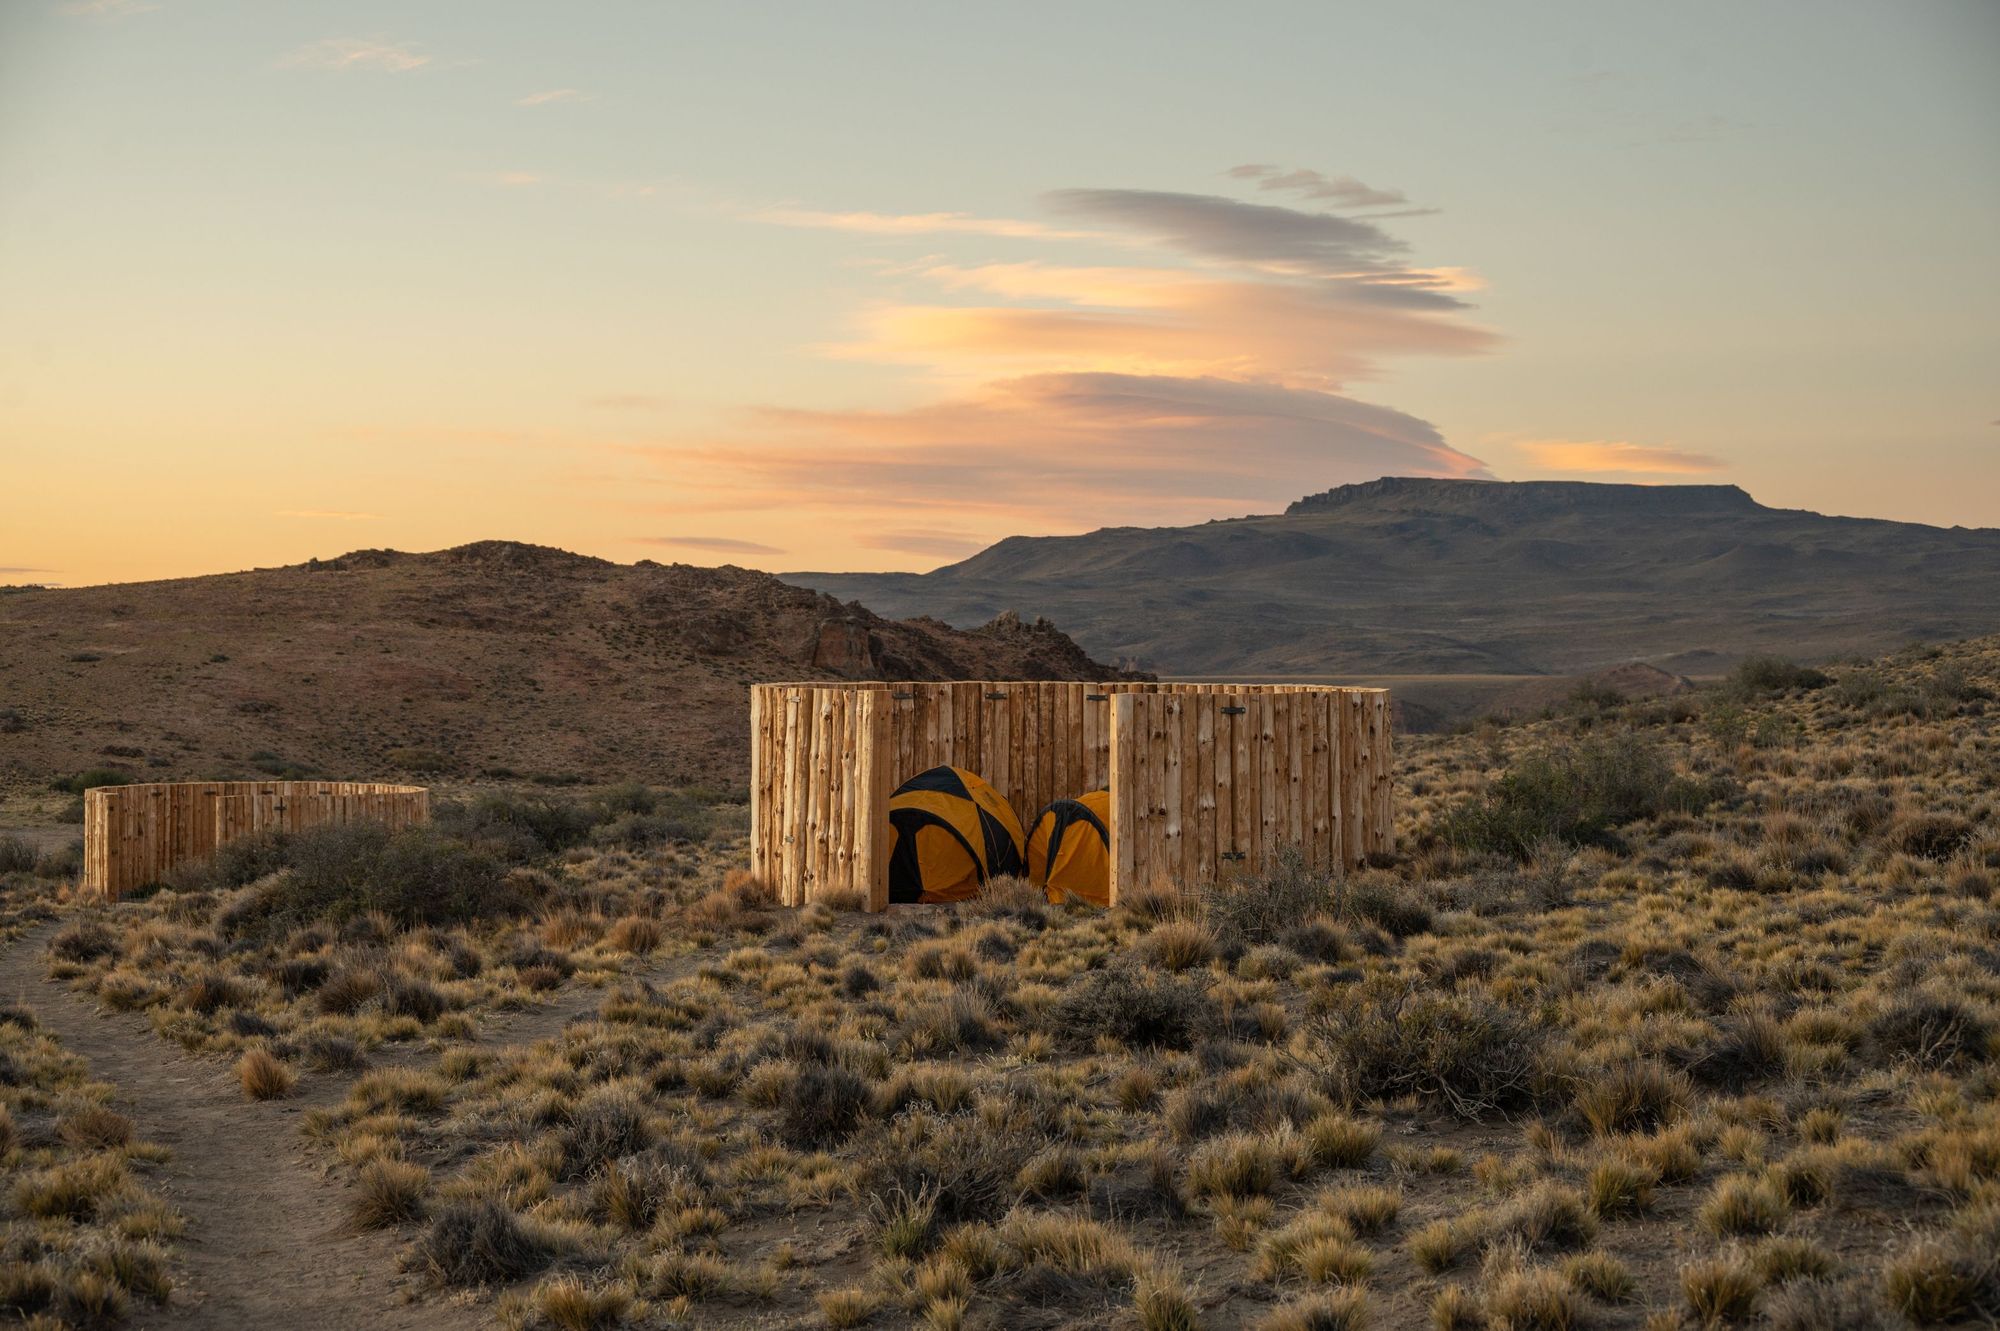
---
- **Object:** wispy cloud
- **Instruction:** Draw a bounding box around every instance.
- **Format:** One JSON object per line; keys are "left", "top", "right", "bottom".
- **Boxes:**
{"left": 651, "top": 373, "right": 1490, "bottom": 534}
{"left": 1226, "top": 164, "right": 1409, "bottom": 210}
{"left": 1516, "top": 438, "right": 1724, "bottom": 474}
{"left": 517, "top": 88, "right": 585, "bottom": 107}
{"left": 636, "top": 535, "right": 784, "bottom": 556}
{"left": 651, "top": 168, "right": 1499, "bottom": 561}
{"left": 857, "top": 529, "right": 999, "bottom": 560}
{"left": 57, "top": 0, "right": 159, "bottom": 18}
{"left": 279, "top": 38, "right": 432, "bottom": 73}
{"left": 0, "top": 565, "right": 55, "bottom": 574}
{"left": 275, "top": 509, "right": 382, "bottom": 520}
{"left": 752, "top": 207, "right": 1101, "bottom": 241}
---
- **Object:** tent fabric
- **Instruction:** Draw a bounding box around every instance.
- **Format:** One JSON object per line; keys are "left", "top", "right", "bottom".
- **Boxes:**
{"left": 886, "top": 765, "right": 1026, "bottom": 904}
{"left": 1026, "top": 789, "right": 1112, "bottom": 907}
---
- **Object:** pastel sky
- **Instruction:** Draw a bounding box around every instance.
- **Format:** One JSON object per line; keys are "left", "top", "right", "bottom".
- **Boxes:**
{"left": 2, "top": 1, "right": 1995, "bottom": 587}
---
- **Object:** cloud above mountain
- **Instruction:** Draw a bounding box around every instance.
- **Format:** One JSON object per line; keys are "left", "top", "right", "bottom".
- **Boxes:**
{"left": 660, "top": 169, "right": 1499, "bottom": 562}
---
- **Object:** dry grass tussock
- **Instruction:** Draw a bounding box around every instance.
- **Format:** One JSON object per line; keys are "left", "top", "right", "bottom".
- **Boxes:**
{"left": 5, "top": 636, "right": 2000, "bottom": 1326}
{"left": 0, "top": 1000, "right": 179, "bottom": 1326}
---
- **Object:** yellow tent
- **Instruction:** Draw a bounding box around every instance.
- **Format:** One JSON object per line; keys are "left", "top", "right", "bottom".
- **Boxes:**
{"left": 1025, "top": 789, "right": 1112, "bottom": 906}
{"left": 886, "top": 766, "right": 1026, "bottom": 904}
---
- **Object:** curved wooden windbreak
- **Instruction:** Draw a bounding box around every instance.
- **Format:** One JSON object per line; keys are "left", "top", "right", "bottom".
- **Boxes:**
{"left": 82, "top": 781, "right": 431, "bottom": 900}
{"left": 748, "top": 682, "right": 1391, "bottom": 910}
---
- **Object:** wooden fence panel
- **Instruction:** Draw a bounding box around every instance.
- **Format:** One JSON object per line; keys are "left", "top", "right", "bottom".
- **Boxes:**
{"left": 752, "top": 680, "right": 1394, "bottom": 910}
{"left": 82, "top": 780, "right": 429, "bottom": 900}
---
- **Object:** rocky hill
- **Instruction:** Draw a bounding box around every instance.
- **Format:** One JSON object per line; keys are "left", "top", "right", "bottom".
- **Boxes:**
{"left": 787, "top": 478, "right": 2000, "bottom": 676}
{"left": 0, "top": 542, "right": 1136, "bottom": 790}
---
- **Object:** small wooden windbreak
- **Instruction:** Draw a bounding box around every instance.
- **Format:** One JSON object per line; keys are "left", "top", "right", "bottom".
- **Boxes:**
{"left": 748, "top": 682, "right": 1392, "bottom": 910}
{"left": 82, "top": 780, "right": 431, "bottom": 900}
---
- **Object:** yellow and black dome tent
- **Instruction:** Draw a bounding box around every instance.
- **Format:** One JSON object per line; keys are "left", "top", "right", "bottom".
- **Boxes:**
{"left": 1026, "top": 789, "right": 1112, "bottom": 907}
{"left": 887, "top": 766, "right": 1026, "bottom": 904}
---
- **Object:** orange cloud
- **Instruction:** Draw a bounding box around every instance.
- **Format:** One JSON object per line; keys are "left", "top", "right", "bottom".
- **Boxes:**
{"left": 1517, "top": 439, "right": 1724, "bottom": 474}
{"left": 834, "top": 280, "right": 1495, "bottom": 389}
{"left": 641, "top": 373, "right": 1490, "bottom": 537}
{"left": 644, "top": 172, "right": 1505, "bottom": 563}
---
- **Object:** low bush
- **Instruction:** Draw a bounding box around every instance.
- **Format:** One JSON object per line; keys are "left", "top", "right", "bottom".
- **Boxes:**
{"left": 414, "top": 1201, "right": 556, "bottom": 1287}
{"left": 779, "top": 1063, "right": 872, "bottom": 1147}
{"left": 1310, "top": 988, "right": 1546, "bottom": 1119}
{"left": 225, "top": 823, "right": 528, "bottom": 932}
{"left": 1440, "top": 732, "right": 1729, "bottom": 859}
{"left": 1050, "top": 967, "right": 1213, "bottom": 1050}
{"left": 1869, "top": 996, "right": 1993, "bottom": 1071}
{"left": 1204, "top": 849, "right": 1332, "bottom": 952}
{"left": 1725, "top": 657, "right": 1831, "bottom": 697}
{"left": 0, "top": 836, "right": 37, "bottom": 874}
{"left": 49, "top": 768, "right": 134, "bottom": 795}
{"left": 862, "top": 1109, "right": 1041, "bottom": 1230}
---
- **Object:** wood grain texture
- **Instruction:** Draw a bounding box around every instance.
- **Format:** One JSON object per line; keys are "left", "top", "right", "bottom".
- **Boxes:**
{"left": 84, "top": 781, "right": 429, "bottom": 900}
{"left": 749, "top": 681, "right": 1395, "bottom": 909}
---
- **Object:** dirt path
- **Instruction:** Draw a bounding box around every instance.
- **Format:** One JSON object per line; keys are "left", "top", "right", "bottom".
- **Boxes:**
{"left": 0, "top": 923, "right": 487, "bottom": 1331}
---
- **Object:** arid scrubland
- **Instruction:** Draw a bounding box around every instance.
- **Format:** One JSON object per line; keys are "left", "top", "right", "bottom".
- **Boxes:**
{"left": 3, "top": 639, "right": 1999, "bottom": 1329}
{"left": 0, "top": 855, "right": 179, "bottom": 1326}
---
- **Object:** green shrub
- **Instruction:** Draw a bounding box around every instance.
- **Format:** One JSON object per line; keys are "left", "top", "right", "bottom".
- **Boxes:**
{"left": 49, "top": 768, "right": 134, "bottom": 795}
{"left": 1725, "top": 657, "right": 1830, "bottom": 697}
{"left": 1440, "top": 732, "right": 1727, "bottom": 858}
{"left": 226, "top": 823, "right": 529, "bottom": 932}
{"left": 436, "top": 792, "right": 600, "bottom": 856}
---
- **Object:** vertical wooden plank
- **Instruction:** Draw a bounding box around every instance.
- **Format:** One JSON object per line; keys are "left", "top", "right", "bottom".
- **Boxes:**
{"left": 1017, "top": 683, "right": 1041, "bottom": 827}
{"left": 1108, "top": 693, "right": 1137, "bottom": 906}
{"left": 1176, "top": 692, "right": 1197, "bottom": 884}
{"left": 1081, "top": 686, "right": 1102, "bottom": 792}
{"left": 1307, "top": 692, "right": 1331, "bottom": 869}
{"left": 854, "top": 689, "right": 892, "bottom": 912}
{"left": 920, "top": 684, "right": 941, "bottom": 777}
{"left": 827, "top": 692, "right": 852, "bottom": 895}
{"left": 1006, "top": 685, "right": 1025, "bottom": 818}
{"left": 780, "top": 688, "right": 805, "bottom": 905}
{"left": 1147, "top": 691, "right": 1172, "bottom": 890}
{"left": 1256, "top": 691, "right": 1278, "bottom": 873}
{"left": 748, "top": 686, "right": 768, "bottom": 883}
{"left": 1340, "top": 691, "right": 1365, "bottom": 869}
{"left": 1284, "top": 693, "right": 1305, "bottom": 851}
{"left": 1161, "top": 693, "right": 1183, "bottom": 882}
{"left": 1212, "top": 696, "right": 1235, "bottom": 882}
{"left": 896, "top": 683, "right": 916, "bottom": 787}
{"left": 1193, "top": 693, "right": 1215, "bottom": 887}
{"left": 1039, "top": 682, "right": 1060, "bottom": 810}
{"left": 812, "top": 692, "right": 838, "bottom": 895}
{"left": 1369, "top": 690, "right": 1394, "bottom": 859}
{"left": 1224, "top": 687, "right": 1240, "bottom": 875}
{"left": 978, "top": 684, "right": 1002, "bottom": 793}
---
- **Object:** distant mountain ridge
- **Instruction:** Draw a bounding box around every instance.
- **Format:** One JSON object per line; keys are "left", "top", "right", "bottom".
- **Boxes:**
{"left": 0, "top": 542, "right": 1135, "bottom": 789}
{"left": 786, "top": 478, "right": 2000, "bottom": 676}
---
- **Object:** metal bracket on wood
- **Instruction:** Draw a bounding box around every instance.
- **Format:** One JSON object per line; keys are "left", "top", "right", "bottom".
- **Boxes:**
{"left": 985, "top": 691, "right": 1008, "bottom": 700}
{"left": 1221, "top": 706, "right": 1247, "bottom": 715}
{"left": 891, "top": 692, "right": 915, "bottom": 700}
{"left": 1086, "top": 693, "right": 1109, "bottom": 701}
{"left": 1220, "top": 851, "right": 1246, "bottom": 862}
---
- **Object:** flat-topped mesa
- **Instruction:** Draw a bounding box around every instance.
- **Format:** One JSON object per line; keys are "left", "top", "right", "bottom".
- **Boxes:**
{"left": 1286, "top": 476, "right": 1762, "bottom": 519}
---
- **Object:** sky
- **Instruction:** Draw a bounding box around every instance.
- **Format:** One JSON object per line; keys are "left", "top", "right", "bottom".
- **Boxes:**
{"left": 1, "top": 0, "right": 1996, "bottom": 587}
